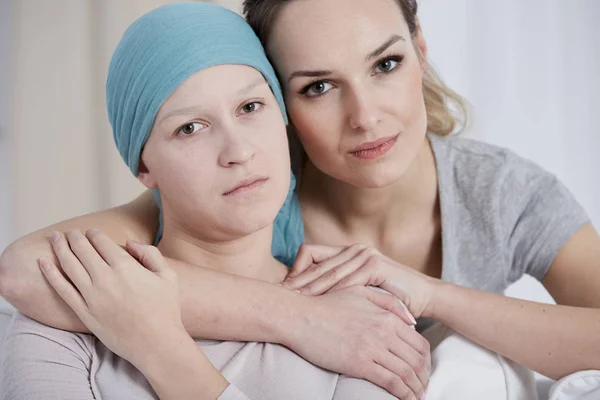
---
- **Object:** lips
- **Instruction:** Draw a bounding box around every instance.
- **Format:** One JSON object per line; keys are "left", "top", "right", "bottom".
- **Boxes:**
{"left": 223, "top": 176, "right": 268, "bottom": 196}
{"left": 349, "top": 135, "right": 399, "bottom": 152}
{"left": 349, "top": 134, "right": 399, "bottom": 160}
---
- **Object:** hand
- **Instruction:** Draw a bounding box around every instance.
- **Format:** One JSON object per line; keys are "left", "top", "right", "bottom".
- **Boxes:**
{"left": 285, "top": 285, "right": 430, "bottom": 400}
{"left": 38, "top": 229, "right": 186, "bottom": 368}
{"left": 283, "top": 244, "right": 437, "bottom": 319}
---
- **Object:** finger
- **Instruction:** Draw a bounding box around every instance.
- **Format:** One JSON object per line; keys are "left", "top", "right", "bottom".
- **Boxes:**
{"left": 287, "top": 244, "right": 346, "bottom": 278}
{"left": 389, "top": 333, "right": 430, "bottom": 390}
{"left": 365, "top": 362, "right": 416, "bottom": 400}
{"left": 85, "top": 228, "right": 132, "bottom": 267}
{"left": 50, "top": 231, "right": 93, "bottom": 291}
{"left": 126, "top": 241, "right": 166, "bottom": 274}
{"left": 377, "top": 352, "right": 424, "bottom": 399}
{"left": 285, "top": 244, "right": 366, "bottom": 289}
{"left": 397, "top": 322, "right": 431, "bottom": 359}
{"left": 39, "top": 257, "right": 88, "bottom": 316}
{"left": 297, "top": 254, "right": 371, "bottom": 295}
{"left": 64, "top": 229, "right": 109, "bottom": 283}
{"left": 361, "top": 288, "right": 416, "bottom": 326}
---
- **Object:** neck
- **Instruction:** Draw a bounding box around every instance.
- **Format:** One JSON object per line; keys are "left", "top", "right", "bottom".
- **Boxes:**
{"left": 158, "top": 223, "right": 287, "bottom": 284}
{"left": 300, "top": 137, "right": 439, "bottom": 239}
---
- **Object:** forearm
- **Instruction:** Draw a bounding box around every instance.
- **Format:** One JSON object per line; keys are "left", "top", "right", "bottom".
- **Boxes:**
{"left": 427, "top": 282, "right": 600, "bottom": 380}
{"left": 174, "top": 259, "right": 303, "bottom": 344}
{"left": 138, "top": 331, "right": 230, "bottom": 400}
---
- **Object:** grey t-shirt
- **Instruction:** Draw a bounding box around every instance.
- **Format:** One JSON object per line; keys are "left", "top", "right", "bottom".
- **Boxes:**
{"left": 428, "top": 133, "right": 588, "bottom": 292}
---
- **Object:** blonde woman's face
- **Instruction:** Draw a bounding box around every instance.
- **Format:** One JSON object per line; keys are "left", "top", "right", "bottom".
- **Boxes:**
{"left": 268, "top": 0, "right": 428, "bottom": 188}
{"left": 139, "top": 65, "right": 290, "bottom": 242}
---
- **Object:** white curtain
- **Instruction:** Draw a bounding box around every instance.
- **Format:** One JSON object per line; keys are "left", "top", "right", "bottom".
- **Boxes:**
{"left": 0, "top": 0, "right": 13, "bottom": 252}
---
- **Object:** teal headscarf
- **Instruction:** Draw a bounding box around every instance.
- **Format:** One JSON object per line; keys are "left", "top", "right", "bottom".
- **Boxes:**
{"left": 105, "top": 2, "right": 299, "bottom": 250}
{"left": 106, "top": 2, "right": 288, "bottom": 176}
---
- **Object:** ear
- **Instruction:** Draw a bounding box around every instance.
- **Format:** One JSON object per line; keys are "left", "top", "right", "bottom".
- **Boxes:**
{"left": 414, "top": 17, "right": 429, "bottom": 72}
{"left": 137, "top": 158, "right": 158, "bottom": 190}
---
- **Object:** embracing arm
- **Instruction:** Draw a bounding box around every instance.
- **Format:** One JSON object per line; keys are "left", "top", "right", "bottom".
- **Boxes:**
{"left": 0, "top": 190, "right": 302, "bottom": 343}
{"left": 0, "top": 190, "right": 158, "bottom": 331}
{"left": 427, "top": 223, "right": 600, "bottom": 380}
{"left": 0, "top": 199, "right": 422, "bottom": 398}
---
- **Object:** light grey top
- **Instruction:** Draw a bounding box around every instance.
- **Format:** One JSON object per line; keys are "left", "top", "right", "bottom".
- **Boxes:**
{"left": 429, "top": 134, "right": 588, "bottom": 289}
{"left": 0, "top": 312, "right": 397, "bottom": 400}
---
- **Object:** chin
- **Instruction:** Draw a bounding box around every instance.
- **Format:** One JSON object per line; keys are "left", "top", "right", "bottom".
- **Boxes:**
{"left": 231, "top": 199, "right": 283, "bottom": 233}
{"left": 229, "top": 213, "right": 276, "bottom": 236}
{"left": 339, "top": 160, "right": 410, "bottom": 189}
{"left": 348, "top": 172, "right": 402, "bottom": 189}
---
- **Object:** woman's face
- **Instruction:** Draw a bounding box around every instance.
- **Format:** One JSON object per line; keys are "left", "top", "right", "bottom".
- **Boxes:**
{"left": 268, "top": 0, "right": 428, "bottom": 188}
{"left": 139, "top": 65, "right": 290, "bottom": 242}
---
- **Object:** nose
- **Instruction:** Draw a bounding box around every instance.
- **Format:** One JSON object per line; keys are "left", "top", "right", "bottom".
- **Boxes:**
{"left": 346, "top": 85, "right": 381, "bottom": 132}
{"left": 217, "top": 126, "right": 257, "bottom": 168}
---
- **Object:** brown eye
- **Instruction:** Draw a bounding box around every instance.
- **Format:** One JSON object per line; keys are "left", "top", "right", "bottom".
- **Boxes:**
{"left": 240, "top": 102, "right": 262, "bottom": 114}
{"left": 176, "top": 122, "right": 205, "bottom": 136}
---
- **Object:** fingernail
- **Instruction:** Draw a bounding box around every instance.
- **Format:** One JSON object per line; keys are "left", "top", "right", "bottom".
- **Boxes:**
{"left": 420, "top": 394, "right": 427, "bottom": 400}
{"left": 406, "top": 309, "right": 417, "bottom": 325}
{"left": 51, "top": 231, "right": 60, "bottom": 243}
{"left": 294, "top": 289, "right": 302, "bottom": 294}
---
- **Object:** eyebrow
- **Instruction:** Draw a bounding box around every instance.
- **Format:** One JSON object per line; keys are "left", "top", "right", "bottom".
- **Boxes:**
{"left": 159, "top": 79, "right": 268, "bottom": 123}
{"left": 287, "top": 35, "right": 406, "bottom": 83}
{"left": 366, "top": 34, "right": 405, "bottom": 61}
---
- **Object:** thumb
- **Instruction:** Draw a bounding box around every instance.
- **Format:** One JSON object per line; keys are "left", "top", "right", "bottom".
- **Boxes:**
{"left": 365, "top": 287, "right": 417, "bottom": 326}
{"left": 126, "top": 241, "right": 166, "bottom": 274}
{"left": 289, "top": 244, "right": 346, "bottom": 278}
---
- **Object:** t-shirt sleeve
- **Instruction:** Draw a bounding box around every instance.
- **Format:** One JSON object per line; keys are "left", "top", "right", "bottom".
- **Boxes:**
{"left": 0, "top": 312, "right": 95, "bottom": 400}
{"left": 501, "top": 157, "right": 590, "bottom": 282}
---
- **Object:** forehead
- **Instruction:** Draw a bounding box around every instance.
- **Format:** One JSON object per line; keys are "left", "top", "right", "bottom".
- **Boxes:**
{"left": 268, "top": 0, "right": 408, "bottom": 72}
{"left": 158, "top": 65, "right": 265, "bottom": 112}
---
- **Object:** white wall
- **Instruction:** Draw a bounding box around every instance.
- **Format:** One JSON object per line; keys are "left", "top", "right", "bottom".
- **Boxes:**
{"left": 0, "top": 0, "right": 13, "bottom": 253}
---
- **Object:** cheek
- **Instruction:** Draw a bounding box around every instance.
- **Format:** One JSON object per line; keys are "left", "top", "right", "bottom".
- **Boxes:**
{"left": 391, "top": 65, "right": 427, "bottom": 131}
{"left": 287, "top": 99, "right": 340, "bottom": 160}
{"left": 151, "top": 146, "right": 215, "bottom": 198}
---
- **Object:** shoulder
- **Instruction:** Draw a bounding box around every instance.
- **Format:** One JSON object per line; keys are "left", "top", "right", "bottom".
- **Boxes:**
{"left": 4, "top": 311, "right": 94, "bottom": 361}
{"left": 429, "top": 133, "right": 558, "bottom": 205}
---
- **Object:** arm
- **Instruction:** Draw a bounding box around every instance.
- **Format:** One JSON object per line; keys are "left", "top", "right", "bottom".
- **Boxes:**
{"left": 286, "top": 225, "right": 600, "bottom": 380}
{"left": 0, "top": 190, "right": 158, "bottom": 331}
{"left": 5, "top": 221, "right": 425, "bottom": 399}
{"left": 0, "top": 312, "right": 96, "bottom": 400}
{"left": 428, "top": 223, "right": 600, "bottom": 380}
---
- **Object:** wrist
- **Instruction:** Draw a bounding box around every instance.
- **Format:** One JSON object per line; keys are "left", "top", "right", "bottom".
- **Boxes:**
{"left": 131, "top": 326, "right": 191, "bottom": 373}
{"left": 422, "top": 279, "right": 453, "bottom": 320}
{"left": 137, "top": 329, "right": 229, "bottom": 400}
{"left": 272, "top": 289, "right": 312, "bottom": 349}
